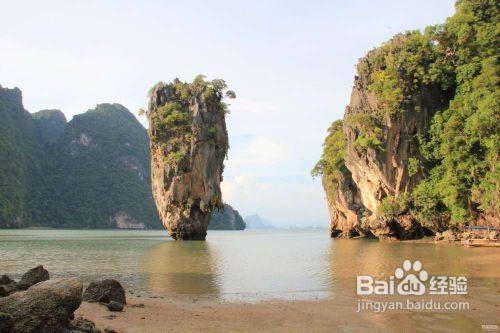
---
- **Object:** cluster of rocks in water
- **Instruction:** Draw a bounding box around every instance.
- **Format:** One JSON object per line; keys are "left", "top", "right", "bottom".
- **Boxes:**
{"left": 434, "top": 229, "right": 499, "bottom": 243}
{"left": 0, "top": 265, "right": 126, "bottom": 333}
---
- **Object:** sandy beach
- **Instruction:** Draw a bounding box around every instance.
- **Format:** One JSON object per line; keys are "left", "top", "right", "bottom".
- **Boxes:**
{"left": 76, "top": 286, "right": 499, "bottom": 333}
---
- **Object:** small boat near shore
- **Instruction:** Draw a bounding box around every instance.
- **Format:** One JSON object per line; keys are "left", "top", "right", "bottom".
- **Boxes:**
{"left": 461, "top": 226, "right": 500, "bottom": 247}
{"left": 462, "top": 238, "right": 500, "bottom": 247}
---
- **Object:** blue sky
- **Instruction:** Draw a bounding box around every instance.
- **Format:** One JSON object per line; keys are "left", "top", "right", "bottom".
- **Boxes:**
{"left": 0, "top": 0, "right": 456, "bottom": 227}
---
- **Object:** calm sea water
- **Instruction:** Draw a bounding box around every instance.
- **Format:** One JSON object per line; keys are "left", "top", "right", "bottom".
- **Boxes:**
{"left": 0, "top": 229, "right": 498, "bottom": 302}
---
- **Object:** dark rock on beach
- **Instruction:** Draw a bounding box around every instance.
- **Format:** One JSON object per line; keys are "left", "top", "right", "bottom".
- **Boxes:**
{"left": 0, "top": 276, "right": 12, "bottom": 285}
{"left": 106, "top": 301, "right": 124, "bottom": 312}
{"left": 67, "top": 317, "right": 102, "bottom": 333}
{"left": 83, "top": 279, "right": 126, "bottom": 305}
{"left": 0, "top": 312, "right": 13, "bottom": 333}
{"left": 0, "top": 275, "right": 17, "bottom": 297}
{"left": 0, "top": 278, "right": 82, "bottom": 333}
{"left": 131, "top": 303, "right": 144, "bottom": 308}
{"left": 17, "top": 265, "right": 49, "bottom": 290}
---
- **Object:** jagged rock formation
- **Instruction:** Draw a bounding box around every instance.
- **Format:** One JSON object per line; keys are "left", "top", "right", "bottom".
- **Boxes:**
{"left": 336, "top": 54, "right": 448, "bottom": 240}
{"left": 208, "top": 204, "right": 246, "bottom": 230}
{"left": 146, "top": 76, "right": 234, "bottom": 240}
{"left": 320, "top": 48, "right": 448, "bottom": 240}
{"left": 0, "top": 85, "right": 161, "bottom": 228}
{"left": 316, "top": 0, "right": 499, "bottom": 239}
{"left": 323, "top": 169, "right": 363, "bottom": 238}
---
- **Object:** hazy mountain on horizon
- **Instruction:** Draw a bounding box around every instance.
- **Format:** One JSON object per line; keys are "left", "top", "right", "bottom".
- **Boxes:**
{"left": 244, "top": 214, "right": 274, "bottom": 229}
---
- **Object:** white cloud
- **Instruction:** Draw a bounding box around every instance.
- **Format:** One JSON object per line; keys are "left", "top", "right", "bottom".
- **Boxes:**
{"left": 230, "top": 98, "right": 282, "bottom": 115}
{"left": 221, "top": 174, "right": 327, "bottom": 227}
{"left": 227, "top": 136, "right": 292, "bottom": 170}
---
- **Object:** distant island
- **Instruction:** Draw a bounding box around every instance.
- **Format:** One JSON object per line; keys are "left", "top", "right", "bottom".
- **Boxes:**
{"left": 244, "top": 215, "right": 274, "bottom": 229}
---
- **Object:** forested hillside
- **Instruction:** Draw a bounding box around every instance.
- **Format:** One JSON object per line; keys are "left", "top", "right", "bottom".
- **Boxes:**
{"left": 0, "top": 87, "right": 161, "bottom": 228}
{"left": 209, "top": 204, "right": 246, "bottom": 230}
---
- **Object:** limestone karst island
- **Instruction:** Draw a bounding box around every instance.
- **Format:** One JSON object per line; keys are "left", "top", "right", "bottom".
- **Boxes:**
{"left": 146, "top": 77, "right": 233, "bottom": 240}
{"left": 0, "top": 0, "right": 498, "bottom": 332}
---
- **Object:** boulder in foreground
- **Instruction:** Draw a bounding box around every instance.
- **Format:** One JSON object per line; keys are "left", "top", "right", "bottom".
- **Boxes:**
{"left": 0, "top": 278, "right": 82, "bottom": 333}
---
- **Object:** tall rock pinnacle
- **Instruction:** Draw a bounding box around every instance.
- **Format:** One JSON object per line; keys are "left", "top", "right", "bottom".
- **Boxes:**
{"left": 146, "top": 76, "right": 234, "bottom": 240}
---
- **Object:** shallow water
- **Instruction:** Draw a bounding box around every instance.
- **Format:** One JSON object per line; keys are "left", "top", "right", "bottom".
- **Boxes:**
{"left": 0, "top": 229, "right": 498, "bottom": 302}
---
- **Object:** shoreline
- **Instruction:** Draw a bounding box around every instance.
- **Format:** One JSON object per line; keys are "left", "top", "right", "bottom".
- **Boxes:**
{"left": 2, "top": 230, "right": 499, "bottom": 332}
{"left": 75, "top": 287, "right": 499, "bottom": 333}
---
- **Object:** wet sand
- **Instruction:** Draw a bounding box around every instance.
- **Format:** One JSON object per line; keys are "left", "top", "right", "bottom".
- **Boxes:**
{"left": 76, "top": 286, "right": 499, "bottom": 333}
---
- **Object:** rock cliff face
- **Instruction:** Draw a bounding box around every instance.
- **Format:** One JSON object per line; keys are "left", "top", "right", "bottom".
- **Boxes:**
{"left": 320, "top": 1, "right": 500, "bottom": 239}
{"left": 321, "top": 37, "right": 451, "bottom": 240}
{"left": 146, "top": 77, "right": 232, "bottom": 240}
{"left": 323, "top": 169, "right": 363, "bottom": 238}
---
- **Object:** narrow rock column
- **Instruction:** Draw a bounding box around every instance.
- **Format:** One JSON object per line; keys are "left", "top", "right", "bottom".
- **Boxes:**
{"left": 146, "top": 77, "right": 233, "bottom": 240}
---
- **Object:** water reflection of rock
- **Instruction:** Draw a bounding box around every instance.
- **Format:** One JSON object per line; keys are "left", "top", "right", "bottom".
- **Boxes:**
{"left": 327, "top": 239, "right": 500, "bottom": 297}
{"left": 141, "top": 241, "right": 220, "bottom": 296}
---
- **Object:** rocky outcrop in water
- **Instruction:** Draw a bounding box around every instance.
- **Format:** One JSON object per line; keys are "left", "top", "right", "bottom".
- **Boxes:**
{"left": 320, "top": 45, "right": 449, "bottom": 240}
{"left": 146, "top": 76, "right": 233, "bottom": 240}
{"left": 317, "top": 0, "right": 499, "bottom": 239}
